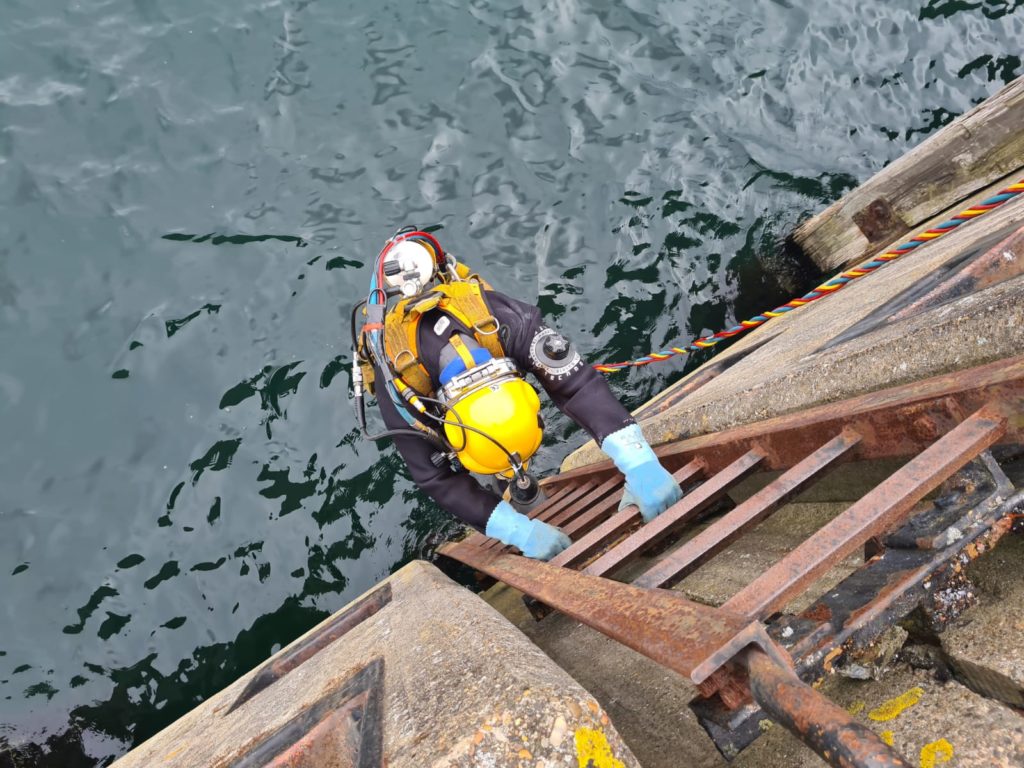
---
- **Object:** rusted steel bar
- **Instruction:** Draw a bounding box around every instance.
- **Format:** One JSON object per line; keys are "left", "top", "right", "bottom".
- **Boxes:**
{"left": 463, "top": 531, "right": 492, "bottom": 548}
{"left": 744, "top": 648, "right": 912, "bottom": 768}
{"left": 560, "top": 491, "right": 625, "bottom": 538}
{"left": 560, "top": 464, "right": 682, "bottom": 540}
{"left": 582, "top": 449, "right": 766, "bottom": 579}
{"left": 549, "top": 460, "right": 705, "bottom": 569}
{"left": 550, "top": 507, "right": 638, "bottom": 569}
{"left": 544, "top": 355, "right": 1024, "bottom": 492}
{"left": 545, "top": 474, "right": 622, "bottom": 529}
{"left": 480, "top": 483, "right": 580, "bottom": 550}
{"left": 532, "top": 479, "right": 600, "bottom": 525}
{"left": 437, "top": 539, "right": 792, "bottom": 684}
{"left": 633, "top": 430, "right": 861, "bottom": 590}
{"left": 725, "top": 406, "right": 1007, "bottom": 620}
{"left": 527, "top": 482, "right": 575, "bottom": 518}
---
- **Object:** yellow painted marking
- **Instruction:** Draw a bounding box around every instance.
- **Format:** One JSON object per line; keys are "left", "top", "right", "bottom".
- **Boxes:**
{"left": 868, "top": 687, "right": 924, "bottom": 722}
{"left": 846, "top": 700, "right": 865, "bottom": 716}
{"left": 919, "top": 738, "right": 953, "bottom": 768}
{"left": 880, "top": 730, "right": 894, "bottom": 746}
{"left": 575, "top": 728, "right": 625, "bottom": 768}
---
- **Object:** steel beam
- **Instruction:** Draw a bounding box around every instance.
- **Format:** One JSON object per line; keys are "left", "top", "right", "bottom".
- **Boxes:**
{"left": 724, "top": 406, "right": 1007, "bottom": 620}
{"left": 545, "top": 355, "right": 1024, "bottom": 491}
{"left": 745, "top": 648, "right": 911, "bottom": 768}
{"left": 438, "top": 539, "right": 790, "bottom": 685}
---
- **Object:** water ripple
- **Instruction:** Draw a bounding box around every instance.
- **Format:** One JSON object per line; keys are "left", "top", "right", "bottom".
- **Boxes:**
{"left": 1, "top": 0, "right": 1021, "bottom": 763}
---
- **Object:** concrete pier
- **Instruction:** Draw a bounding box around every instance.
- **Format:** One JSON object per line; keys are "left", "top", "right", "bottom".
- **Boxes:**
{"left": 111, "top": 561, "right": 638, "bottom": 768}
{"left": 562, "top": 169, "right": 1024, "bottom": 474}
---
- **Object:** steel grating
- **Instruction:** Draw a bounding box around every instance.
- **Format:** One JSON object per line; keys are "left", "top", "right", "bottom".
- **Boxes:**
{"left": 439, "top": 355, "right": 1024, "bottom": 768}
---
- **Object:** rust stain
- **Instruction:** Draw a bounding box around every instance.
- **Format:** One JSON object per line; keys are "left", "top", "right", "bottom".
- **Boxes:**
{"left": 822, "top": 647, "right": 844, "bottom": 673}
{"left": 801, "top": 603, "right": 833, "bottom": 623}
{"left": 162, "top": 745, "right": 185, "bottom": 761}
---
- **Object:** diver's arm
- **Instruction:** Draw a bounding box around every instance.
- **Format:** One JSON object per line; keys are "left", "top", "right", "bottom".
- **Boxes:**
{"left": 487, "top": 291, "right": 683, "bottom": 521}
{"left": 486, "top": 292, "right": 634, "bottom": 444}
{"left": 373, "top": 369, "right": 501, "bottom": 530}
{"left": 372, "top": 364, "right": 571, "bottom": 556}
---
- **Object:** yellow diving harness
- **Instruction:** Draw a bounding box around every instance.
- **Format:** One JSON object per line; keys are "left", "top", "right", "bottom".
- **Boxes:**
{"left": 352, "top": 230, "right": 543, "bottom": 491}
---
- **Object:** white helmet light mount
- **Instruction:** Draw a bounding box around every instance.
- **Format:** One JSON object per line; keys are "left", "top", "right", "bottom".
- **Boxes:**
{"left": 383, "top": 240, "right": 436, "bottom": 297}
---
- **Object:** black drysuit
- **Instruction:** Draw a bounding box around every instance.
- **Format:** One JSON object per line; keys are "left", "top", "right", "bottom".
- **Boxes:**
{"left": 374, "top": 290, "right": 634, "bottom": 530}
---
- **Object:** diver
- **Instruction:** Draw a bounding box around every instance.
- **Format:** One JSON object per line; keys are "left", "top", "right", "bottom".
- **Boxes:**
{"left": 351, "top": 228, "right": 683, "bottom": 561}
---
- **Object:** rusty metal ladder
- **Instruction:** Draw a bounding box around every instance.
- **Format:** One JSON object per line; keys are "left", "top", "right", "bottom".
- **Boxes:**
{"left": 439, "top": 355, "right": 1024, "bottom": 768}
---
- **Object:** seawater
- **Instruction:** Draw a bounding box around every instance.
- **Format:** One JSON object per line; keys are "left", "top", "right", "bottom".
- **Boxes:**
{"left": 0, "top": 0, "right": 1020, "bottom": 764}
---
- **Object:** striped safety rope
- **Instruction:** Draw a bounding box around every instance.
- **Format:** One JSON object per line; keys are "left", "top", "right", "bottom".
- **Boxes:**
{"left": 594, "top": 178, "right": 1024, "bottom": 373}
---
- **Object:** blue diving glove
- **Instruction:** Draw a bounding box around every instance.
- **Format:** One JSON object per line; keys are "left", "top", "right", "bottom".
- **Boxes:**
{"left": 485, "top": 500, "right": 571, "bottom": 561}
{"left": 601, "top": 424, "right": 684, "bottom": 523}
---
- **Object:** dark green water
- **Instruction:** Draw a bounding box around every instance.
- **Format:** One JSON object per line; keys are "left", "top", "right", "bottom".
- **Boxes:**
{"left": 0, "top": 0, "right": 1020, "bottom": 764}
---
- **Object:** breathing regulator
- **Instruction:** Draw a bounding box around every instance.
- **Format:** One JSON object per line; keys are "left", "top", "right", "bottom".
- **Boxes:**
{"left": 350, "top": 227, "right": 544, "bottom": 506}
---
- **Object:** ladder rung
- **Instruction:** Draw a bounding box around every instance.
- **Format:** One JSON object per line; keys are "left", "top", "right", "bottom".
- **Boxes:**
{"left": 582, "top": 449, "right": 766, "bottom": 578}
{"left": 633, "top": 430, "right": 861, "bottom": 590}
{"left": 550, "top": 460, "right": 705, "bottom": 568}
{"left": 546, "top": 475, "right": 622, "bottom": 529}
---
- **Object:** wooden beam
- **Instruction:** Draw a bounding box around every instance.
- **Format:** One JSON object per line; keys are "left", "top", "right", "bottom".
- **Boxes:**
{"left": 791, "top": 76, "right": 1024, "bottom": 272}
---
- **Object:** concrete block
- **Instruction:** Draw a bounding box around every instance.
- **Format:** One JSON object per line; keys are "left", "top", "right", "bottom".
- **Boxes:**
{"left": 490, "top": 583, "right": 724, "bottom": 768}
{"left": 111, "top": 560, "right": 638, "bottom": 768}
{"left": 941, "top": 533, "right": 1024, "bottom": 709}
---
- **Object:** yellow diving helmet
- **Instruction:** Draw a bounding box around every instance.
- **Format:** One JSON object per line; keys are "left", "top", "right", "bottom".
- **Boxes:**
{"left": 438, "top": 335, "right": 543, "bottom": 477}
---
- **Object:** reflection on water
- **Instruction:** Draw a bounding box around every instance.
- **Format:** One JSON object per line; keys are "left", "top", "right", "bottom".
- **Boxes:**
{"left": 1, "top": 0, "right": 1021, "bottom": 764}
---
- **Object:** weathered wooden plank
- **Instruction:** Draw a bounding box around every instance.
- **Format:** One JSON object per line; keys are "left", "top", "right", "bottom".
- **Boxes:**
{"left": 792, "top": 76, "right": 1024, "bottom": 272}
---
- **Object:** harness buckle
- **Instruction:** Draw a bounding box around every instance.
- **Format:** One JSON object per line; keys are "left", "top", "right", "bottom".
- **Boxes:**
{"left": 474, "top": 315, "right": 500, "bottom": 336}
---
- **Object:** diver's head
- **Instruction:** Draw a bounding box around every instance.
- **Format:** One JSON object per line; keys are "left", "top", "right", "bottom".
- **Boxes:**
{"left": 382, "top": 236, "right": 440, "bottom": 297}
